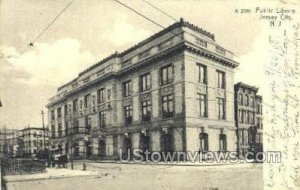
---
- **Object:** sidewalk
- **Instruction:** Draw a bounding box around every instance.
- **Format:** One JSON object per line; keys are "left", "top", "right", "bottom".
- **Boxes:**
{"left": 4, "top": 168, "right": 99, "bottom": 182}
{"left": 74, "top": 159, "right": 261, "bottom": 168}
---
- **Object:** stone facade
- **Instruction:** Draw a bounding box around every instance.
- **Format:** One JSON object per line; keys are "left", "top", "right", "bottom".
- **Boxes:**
{"left": 47, "top": 19, "right": 240, "bottom": 161}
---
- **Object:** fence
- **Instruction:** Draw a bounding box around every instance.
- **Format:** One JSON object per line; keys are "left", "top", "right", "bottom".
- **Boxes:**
{"left": 1, "top": 159, "right": 46, "bottom": 175}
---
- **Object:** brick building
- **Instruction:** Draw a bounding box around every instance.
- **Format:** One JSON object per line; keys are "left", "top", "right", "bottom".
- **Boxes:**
{"left": 47, "top": 19, "right": 239, "bottom": 160}
{"left": 234, "top": 82, "right": 263, "bottom": 157}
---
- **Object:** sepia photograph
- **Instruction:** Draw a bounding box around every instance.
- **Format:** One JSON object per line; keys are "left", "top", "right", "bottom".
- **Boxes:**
{"left": 0, "top": 0, "right": 299, "bottom": 190}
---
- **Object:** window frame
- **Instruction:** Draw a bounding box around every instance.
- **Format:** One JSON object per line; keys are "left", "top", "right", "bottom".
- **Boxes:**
{"left": 123, "top": 80, "right": 132, "bottom": 97}
{"left": 140, "top": 73, "right": 151, "bottom": 92}
{"left": 219, "top": 134, "right": 227, "bottom": 152}
{"left": 141, "top": 100, "right": 152, "bottom": 122}
{"left": 198, "top": 93, "right": 207, "bottom": 117}
{"left": 84, "top": 94, "right": 91, "bottom": 108}
{"left": 216, "top": 70, "right": 225, "bottom": 89}
{"left": 197, "top": 63, "right": 207, "bottom": 84}
{"left": 99, "top": 111, "right": 106, "bottom": 129}
{"left": 73, "top": 99, "right": 78, "bottom": 112}
{"left": 124, "top": 105, "right": 133, "bottom": 125}
{"left": 97, "top": 88, "right": 106, "bottom": 104}
{"left": 199, "top": 133, "right": 209, "bottom": 152}
{"left": 217, "top": 97, "right": 225, "bottom": 120}
{"left": 162, "top": 94, "right": 174, "bottom": 118}
{"left": 160, "top": 64, "right": 174, "bottom": 85}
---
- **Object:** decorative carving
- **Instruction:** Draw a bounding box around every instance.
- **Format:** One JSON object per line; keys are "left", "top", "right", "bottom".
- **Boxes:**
{"left": 140, "top": 92, "right": 151, "bottom": 101}
{"left": 98, "top": 103, "right": 106, "bottom": 111}
{"left": 197, "top": 84, "right": 207, "bottom": 94}
{"left": 161, "top": 86, "right": 173, "bottom": 96}
{"left": 123, "top": 98, "right": 133, "bottom": 106}
{"left": 216, "top": 88, "right": 225, "bottom": 98}
{"left": 122, "top": 59, "right": 132, "bottom": 67}
{"left": 105, "top": 65, "right": 113, "bottom": 72}
{"left": 195, "top": 37, "right": 207, "bottom": 47}
{"left": 97, "top": 68, "right": 105, "bottom": 76}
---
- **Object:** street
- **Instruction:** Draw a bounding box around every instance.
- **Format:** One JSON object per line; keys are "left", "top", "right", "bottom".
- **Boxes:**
{"left": 5, "top": 163, "right": 263, "bottom": 190}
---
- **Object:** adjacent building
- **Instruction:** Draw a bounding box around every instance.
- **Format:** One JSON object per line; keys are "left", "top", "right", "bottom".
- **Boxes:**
{"left": 0, "top": 128, "right": 18, "bottom": 157}
{"left": 234, "top": 82, "right": 263, "bottom": 157}
{"left": 17, "top": 127, "right": 50, "bottom": 157}
{"left": 47, "top": 19, "right": 240, "bottom": 160}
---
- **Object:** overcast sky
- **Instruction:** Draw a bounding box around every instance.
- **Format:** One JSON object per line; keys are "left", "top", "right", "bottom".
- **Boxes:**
{"left": 0, "top": 0, "right": 276, "bottom": 129}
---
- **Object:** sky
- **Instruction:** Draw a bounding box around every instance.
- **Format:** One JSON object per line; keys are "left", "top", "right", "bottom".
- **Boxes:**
{"left": 0, "top": 0, "right": 276, "bottom": 129}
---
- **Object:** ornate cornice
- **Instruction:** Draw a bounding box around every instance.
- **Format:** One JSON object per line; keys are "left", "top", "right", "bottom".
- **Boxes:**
{"left": 48, "top": 42, "right": 238, "bottom": 108}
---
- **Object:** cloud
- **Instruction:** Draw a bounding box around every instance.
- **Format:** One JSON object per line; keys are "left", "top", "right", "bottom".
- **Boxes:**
{"left": 234, "top": 27, "right": 269, "bottom": 95}
{"left": 1, "top": 38, "right": 97, "bottom": 86}
{"left": 102, "top": 16, "right": 151, "bottom": 47}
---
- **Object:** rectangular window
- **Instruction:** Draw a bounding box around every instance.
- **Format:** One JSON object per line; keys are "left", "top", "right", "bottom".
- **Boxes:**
{"left": 249, "top": 112, "right": 254, "bottom": 124}
{"left": 244, "top": 130, "right": 248, "bottom": 145}
{"left": 51, "top": 110, "right": 55, "bottom": 120}
{"left": 124, "top": 105, "right": 132, "bottom": 125}
{"left": 58, "top": 123, "right": 62, "bottom": 137}
{"left": 244, "top": 111, "right": 249, "bottom": 124}
{"left": 141, "top": 100, "right": 151, "bottom": 122}
{"left": 250, "top": 97, "right": 255, "bottom": 108}
{"left": 73, "top": 119, "right": 79, "bottom": 134}
{"left": 65, "top": 121, "right": 69, "bottom": 135}
{"left": 140, "top": 73, "right": 151, "bottom": 92}
{"left": 216, "top": 70, "right": 225, "bottom": 89}
{"left": 73, "top": 99, "right": 78, "bottom": 112}
{"left": 51, "top": 125, "right": 55, "bottom": 138}
{"left": 57, "top": 107, "right": 62, "bottom": 118}
{"left": 198, "top": 94, "right": 207, "bottom": 117}
{"left": 238, "top": 93, "right": 243, "bottom": 105}
{"left": 162, "top": 94, "right": 174, "bottom": 118}
{"left": 99, "top": 111, "right": 106, "bottom": 129}
{"left": 217, "top": 98, "right": 225, "bottom": 119}
{"left": 245, "top": 95, "right": 249, "bottom": 106}
{"left": 123, "top": 80, "right": 132, "bottom": 97}
{"left": 198, "top": 64, "right": 207, "bottom": 84}
{"left": 200, "top": 133, "right": 208, "bottom": 152}
{"left": 85, "top": 116, "right": 92, "bottom": 133}
{"left": 219, "top": 134, "right": 227, "bottom": 152}
{"left": 239, "top": 130, "right": 244, "bottom": 145}
{"left": 161, "top": 65, "right": 173, "bottom": 85}
{"left": 97, "top": 88, "right": 106, "bottom": 103}
{"left": 84, "top": 94, "right": 91, "bottom": 108}
{"left": 64, "top": 104, "right": 68, "bottom": 116}
{"left": 239, "top": 109, "right": 243, "bottom": 123}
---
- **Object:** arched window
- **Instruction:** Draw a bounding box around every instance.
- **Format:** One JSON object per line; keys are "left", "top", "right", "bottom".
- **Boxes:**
{"left": 199, "top": 133, "right": 208, "bottom": 152}
{"left": 239, "top": 93, "right": 243, "bottom": 105}
{"left": 245, "top": 95, "right": 249, "bottom": 106}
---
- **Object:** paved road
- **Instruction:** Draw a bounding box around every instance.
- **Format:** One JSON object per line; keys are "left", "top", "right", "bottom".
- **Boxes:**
{"left": 5, "top": 163, "right": 263, "bottom": 190}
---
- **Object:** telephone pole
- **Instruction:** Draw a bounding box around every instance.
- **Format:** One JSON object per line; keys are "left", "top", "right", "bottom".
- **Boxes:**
{"left": 41, "top": 110, "right": 46, "bottom": 150}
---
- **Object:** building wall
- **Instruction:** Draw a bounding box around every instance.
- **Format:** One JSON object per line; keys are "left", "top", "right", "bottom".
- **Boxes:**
{"left": 184, "top": 52, "right": 236, "bottom": 153}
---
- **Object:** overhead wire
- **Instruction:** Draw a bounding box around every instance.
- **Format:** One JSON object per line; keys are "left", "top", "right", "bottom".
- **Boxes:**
{"left": 141, "top": 0, "right": 177, "bottom": 22}
{"left": 19, "top": 0, "right": 74, "bottom": 56}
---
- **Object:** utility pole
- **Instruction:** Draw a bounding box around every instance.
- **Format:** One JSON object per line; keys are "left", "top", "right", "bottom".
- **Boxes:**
{"left": 41, "top": 110, "right": 46, "bottom": 150}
